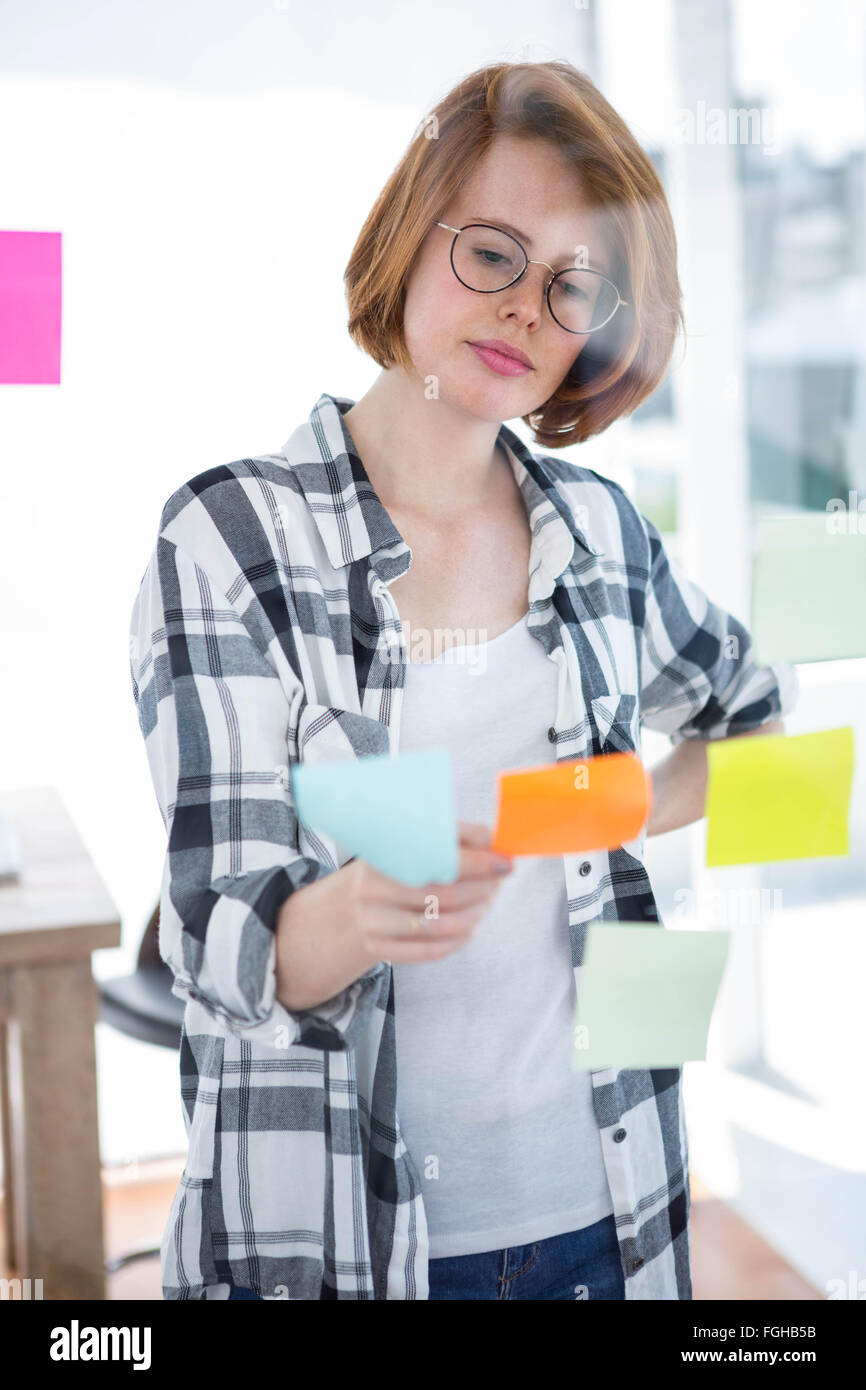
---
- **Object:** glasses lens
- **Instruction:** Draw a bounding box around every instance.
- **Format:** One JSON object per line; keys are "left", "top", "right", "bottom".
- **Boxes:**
{"left": 549, "top": 269, "right": 619, "bottom": 333}
{"left": 452, "top": 225, "right": 525, "bottom": 290}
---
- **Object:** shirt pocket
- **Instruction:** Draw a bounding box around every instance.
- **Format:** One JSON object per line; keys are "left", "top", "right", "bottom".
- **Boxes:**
{"left": 296, "top": 702, "right": 392, "bottom": 764}
{"left": 292, "top": 702, "right": 392, "bottom": 870}
{"left": 589, "top": 691, "right": 640, "bottom": 755}
{"left": 589, "top": 692, "right": 649, "bottom": 860}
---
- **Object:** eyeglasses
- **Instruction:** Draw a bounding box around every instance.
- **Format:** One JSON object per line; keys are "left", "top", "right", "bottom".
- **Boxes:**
{"left": 432, "top": 221, "right": 628, "bottom": 335}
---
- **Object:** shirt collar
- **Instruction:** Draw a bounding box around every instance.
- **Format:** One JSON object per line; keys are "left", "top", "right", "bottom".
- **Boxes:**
{"left": 280, "top": 392, "right": 603, "bottom": 581}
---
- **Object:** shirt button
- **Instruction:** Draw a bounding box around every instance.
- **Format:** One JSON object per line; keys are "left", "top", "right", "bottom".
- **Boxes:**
{"left": 547, "top": 726, "right": 557, "bottom": 742}
{"left": 630, "top": 1257, "right": 644, "bottom": 1273}
{"left": 579, "top": 861, "right": 592, "bottom": 877}
{"left": 613, "top": 1128, "right": 627, "bottom": 1143}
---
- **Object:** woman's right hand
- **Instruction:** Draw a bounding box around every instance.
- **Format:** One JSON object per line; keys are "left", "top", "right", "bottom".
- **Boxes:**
{"left": 343, "top": 821, "right": 514, "bottom": 966}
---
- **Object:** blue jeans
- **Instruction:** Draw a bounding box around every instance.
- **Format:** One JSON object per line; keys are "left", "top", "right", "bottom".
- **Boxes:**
{"left": 228, "top": 1213, "right": 624, "bottom": 1300}
{"left": 428, "top": 1213, "right": 624, "bottom": 1300}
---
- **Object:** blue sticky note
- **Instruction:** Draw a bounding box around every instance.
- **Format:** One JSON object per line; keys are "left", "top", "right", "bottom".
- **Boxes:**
{"left": 291, "top": 747, "right": 459, "bottom": 887}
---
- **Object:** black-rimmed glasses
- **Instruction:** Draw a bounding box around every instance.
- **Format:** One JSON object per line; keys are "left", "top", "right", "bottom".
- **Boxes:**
{"left": 432, "top": 220, "right": 627, "bottom": 334}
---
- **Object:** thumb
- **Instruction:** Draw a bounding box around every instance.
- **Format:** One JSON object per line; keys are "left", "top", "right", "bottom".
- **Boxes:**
{"left": 457, "top": 820, "right": 493, "bottom": 847}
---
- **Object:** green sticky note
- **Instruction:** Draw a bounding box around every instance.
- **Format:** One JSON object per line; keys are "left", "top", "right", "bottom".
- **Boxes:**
{"left": 572, "top": 922, "right": 731, "bottom": 1070}
{"left": 751, "top": 512, "right": 866, "bottom": 664}
{"left": 705, "top": 726, "right": 854, "bottom": 866}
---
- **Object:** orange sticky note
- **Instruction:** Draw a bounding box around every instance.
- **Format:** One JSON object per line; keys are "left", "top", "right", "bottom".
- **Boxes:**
{"left": 491, "top": 751, "right": 651, "bottom": 856}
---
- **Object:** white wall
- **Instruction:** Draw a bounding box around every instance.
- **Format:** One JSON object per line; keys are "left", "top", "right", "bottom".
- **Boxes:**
{"left": 0, "top": 0, "right": 605, "bottom": 1165}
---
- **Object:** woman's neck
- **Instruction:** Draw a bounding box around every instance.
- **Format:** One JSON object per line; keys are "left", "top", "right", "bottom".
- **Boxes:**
{"left": 341, "top": 369, "right": 507, "bottom": 520}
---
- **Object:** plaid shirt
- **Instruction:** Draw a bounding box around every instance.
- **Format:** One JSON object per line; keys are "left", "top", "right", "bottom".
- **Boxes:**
{"left": 129, "top": 390, "right": 798, "bottom": 1300}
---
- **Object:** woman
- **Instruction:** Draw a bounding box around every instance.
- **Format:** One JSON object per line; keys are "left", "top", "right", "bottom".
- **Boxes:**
{"left": 129, "top": 60, "right": 796, "bottom": 1301}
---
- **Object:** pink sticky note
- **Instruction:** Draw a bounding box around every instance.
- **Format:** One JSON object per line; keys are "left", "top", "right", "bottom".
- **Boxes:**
{"left": 0, "top": 231, "right": 62, "bottom": 383}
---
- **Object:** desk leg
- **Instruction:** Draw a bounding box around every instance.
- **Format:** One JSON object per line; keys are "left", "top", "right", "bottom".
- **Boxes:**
{"left": 1, "top": 1001, "right": 18, "bottom": 1270}
{"left": 6, "top": 959, "right": 106, "bottom": 1299}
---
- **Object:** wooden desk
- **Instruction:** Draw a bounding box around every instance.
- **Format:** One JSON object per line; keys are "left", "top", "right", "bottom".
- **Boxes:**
{"left": 0, "top": 786, "right": 121, "bottom": 1299}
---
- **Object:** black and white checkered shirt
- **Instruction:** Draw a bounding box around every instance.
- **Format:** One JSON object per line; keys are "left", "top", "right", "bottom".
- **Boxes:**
{"left": 129, "top": 390, "right": 797, "bottom": 1299}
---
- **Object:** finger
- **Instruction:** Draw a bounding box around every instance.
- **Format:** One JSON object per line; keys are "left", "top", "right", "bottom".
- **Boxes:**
{"left": 446, "top": 843, "right": 514, "bottom": 883}
{"left": 455, "top": 822, "right": 514, "bottom": 879}
{"left": 365, "top": 867, "right": 508, "bottom": 914}
{"left": 355, "top": 844, "right": 512, "bottom": 905}
{"left": 359, "top": 889, "right": 498, "bottom": 942}
{"left": 457, "top": 820, "right": 493, "bottom": 846}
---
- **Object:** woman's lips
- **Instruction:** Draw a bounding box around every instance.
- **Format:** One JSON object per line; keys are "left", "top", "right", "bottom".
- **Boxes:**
{"left": 466, "top": 341, "right": 533, "bottom": 377}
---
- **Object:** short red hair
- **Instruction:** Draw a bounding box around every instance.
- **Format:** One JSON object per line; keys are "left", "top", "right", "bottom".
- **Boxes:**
{"left": 344, "top": 59, "right": 684, "bottom": 449}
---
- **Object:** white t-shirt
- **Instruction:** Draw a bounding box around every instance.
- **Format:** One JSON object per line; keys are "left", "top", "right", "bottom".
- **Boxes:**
{"left": 391, "top": 611, "right": 614, "bottom": 1259}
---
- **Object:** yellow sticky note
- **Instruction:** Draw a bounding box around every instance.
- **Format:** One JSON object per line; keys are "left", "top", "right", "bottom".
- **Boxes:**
{"left": 705, "top": 726, "right": 855, "bottom": 866}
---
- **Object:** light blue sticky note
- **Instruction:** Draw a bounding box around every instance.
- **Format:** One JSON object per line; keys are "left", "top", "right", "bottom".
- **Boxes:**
{"left": 572, "top": 922, "right": 731, "bottom": 1069}
{"left": 291, "top": 747, "right": 459, "bottom": 887}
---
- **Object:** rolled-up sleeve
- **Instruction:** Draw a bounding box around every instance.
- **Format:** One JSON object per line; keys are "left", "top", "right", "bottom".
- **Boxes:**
{"left": 637, "top": 513, "right": 799, "bottom": 742}
{"left": 129, "top": 535, "right": 385, "bottom": 1051}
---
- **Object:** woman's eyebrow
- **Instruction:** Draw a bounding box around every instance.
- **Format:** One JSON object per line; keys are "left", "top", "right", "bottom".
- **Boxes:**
{"left": 467, "top": 214, "right": 610, "bottom": 276}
